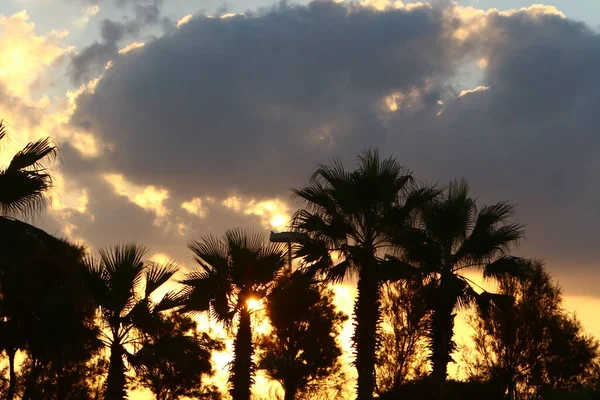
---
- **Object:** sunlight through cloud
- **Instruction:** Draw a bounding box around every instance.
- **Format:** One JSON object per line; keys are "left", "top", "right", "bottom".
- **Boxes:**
{"left": 104, "top": 173, "right": 170, "bottom": 225}
{"left": 222, "top": 196, "right": 291, "bottom": 231}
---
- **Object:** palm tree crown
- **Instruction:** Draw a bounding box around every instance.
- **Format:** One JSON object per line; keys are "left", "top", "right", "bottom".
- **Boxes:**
{"left": 85, "top": 243, "right": 179, "bottom": 400}
{"left": 0, "top": 121, "right": 57, "bottom": 217}
{"left": 292, "top": 149, "right": 437, "bottom": 400}
{"left": 396, "top": 179, "right": 528, "bottom": 394}
{"left": 179, "top": 229, "right": 287, "bottom": 400}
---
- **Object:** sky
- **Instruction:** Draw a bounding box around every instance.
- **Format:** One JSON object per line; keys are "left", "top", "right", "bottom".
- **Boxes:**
{"left": 2, "top": 0, "right": 600, "bottom": 397}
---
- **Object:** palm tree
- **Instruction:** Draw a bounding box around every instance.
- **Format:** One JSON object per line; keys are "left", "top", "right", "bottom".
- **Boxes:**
{"left": 0, "top": 120, "right": 57, "bottom": 217}
{"left": 291, "top": 150, "right": 437, "bottom": 400}
{"left": 85, "top": 244, "right": 179, "bottom": 400}
{"left": 395, "top": 179, "right": 528, "bottom": 396}
{"left": 178, "top": 229, "right": 287, "bottom": 400}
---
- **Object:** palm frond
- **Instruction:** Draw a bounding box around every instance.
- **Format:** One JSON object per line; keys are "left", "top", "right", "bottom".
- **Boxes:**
{"left": 447, "top": 178, "right": 470, "bottom": 202}
{"left": 188, "top": 235, "right": 228, "bottom": 273}
{"left": 8, "top": 138, "right": 57, "bottom": 172}
{"left": 175, "top": 285, "right": 210, "bottom": 314}
{"left": 294, "top": 235, "right": 331, "bottom": 265}
{"left": 324, "top": 259, "right": 351, "bottom": 284}
{"left": 153, "top": 290, "right": 183, "bottom": 313}
{"left": 83, "top": 255, "right": 110, "bottom": 307}
{"left": 0, "top": 120, "right": 7, "bottom": 141}
{"left": 455, "top": 222, "right": 524, "bottom": 266}
{"left": 0, "top": 168, "right": 53, "bottom": 217}
{"left": 399, "top": 185, "right": 442, "bottom": 218}
{"left": 99, "top": 243, "right": 147, "bottom": 277}
{"left": 292, "top": 181, "right": 337, "bottom": 214}
{"left": 179, "top": 265, "right": 234, "bottom": 325}
{"left": 483, "top": 256, "right": 531, "bottom": 282}
{"left": 226, "top": 228, "right": 266, "bottom": 253}
{"left": 125, "top": 299, "right": 162, "bottom": 335}
{"left": 144, "top": 261, "right": 179, "bottom": 298}
{"left": 292, "top": 209, "right": 350, "bottom": 244}
{"left": 376, "top": 256, "right": 419, "bottom": 282}
{"left": 476, "top": 291, "right": 515, "bottom": 319}
{"left": 311, "top": 157, "right": 349, "bottom": 187}
{"left": 97, "top": 243, "right": 147, "bottom": 317}
{"left": 448, "top": 275, "right": 479, "bottom": 310}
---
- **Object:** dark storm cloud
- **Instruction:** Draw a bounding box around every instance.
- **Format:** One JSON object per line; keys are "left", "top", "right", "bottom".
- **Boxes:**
{"left": 71, "top": 1, "right": 453, "bottom": 196}
{"left": 412, "top": 10, "right": 600, "bottom": 272}
{"left": 68, "top": 2, "right": 600, "bottom": 294}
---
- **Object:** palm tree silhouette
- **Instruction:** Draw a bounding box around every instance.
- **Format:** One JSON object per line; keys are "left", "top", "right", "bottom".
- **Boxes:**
{"left": 85, "top": 244, "right": 179, "bottom": 400}
{"left": 0, "top": 121, "right": 57, "bottom": 217}
{"left": 178, "top": 229, "right": 287, "bottom": 400}
{"left": 395, "top": 179, "right": 528, "bottom": 396}
{"left": 292, "top": 150, "right": 437, "bottom": 400}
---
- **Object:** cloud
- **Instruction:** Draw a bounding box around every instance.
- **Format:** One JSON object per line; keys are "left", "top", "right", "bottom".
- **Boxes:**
{"left": 67, "top": 0, "right": 167, "bottom": 85}
{"left": 66, "top": 1, "right": 600, "bottom": 297}
{"left": 104, "top": 173, "right": 170, "bottom": 225}
{"left": 74, "top": 4, "right": 100, "bottom": 28}
{"left": 0, "top": 10, "right": 101, "bottom": 243}
{"left": 0, "top": 11, "right": 70, "bottom": 99}
{"left": 67, "top": 19, "right": 125, "bottom": 84}
{"left": 221, "top": 196, "right": 291, "bottom": 231}
{"left": 181, "top": 197, "right": 211, "bottom": 218}
{"left": 118, "top": 41, "right": 145, "bottom": 54}
{"left": 176, "top": 13, "right": 192, "bottom": 27}
{"left": 72, "top": 1, "right": 453, "bottom": 199}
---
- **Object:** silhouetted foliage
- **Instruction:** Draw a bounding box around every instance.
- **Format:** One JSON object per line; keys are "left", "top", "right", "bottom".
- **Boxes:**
{"left": 466, "top": 261, "right": 599, "bottom": 399}
{"left": 257, "top": 272, "right": 347, "bottom": 400}
{"left": 85, "top": 244, "right": 180, "bottom": 400}
{"left": 0, "top": 120, "right": 57, "bottom": 218}
{"left": 378, "top": 377, "right": 506, "bottom": 400}
{"left": 0, "top": 218, "right": 101, "bottom": 400}
{"left": 179, "top": 229, "right": 287, "bottom": 400}
{"left": 376, "top": 280, "right": 429, "bottom": 393}
{"left": 132, "top": 312, "right": 224, "bottom": 400}
{"left": 292, "top": 149, "right": 438, "bottom": 400}
{"left": 1, "top": 143, "right": 599, "bottom": 400}
{"left": 19, "top": 356, "right": 106, "bottom": 400}
{"left": 392, "top": 179, "right": 528, "bottom": 396}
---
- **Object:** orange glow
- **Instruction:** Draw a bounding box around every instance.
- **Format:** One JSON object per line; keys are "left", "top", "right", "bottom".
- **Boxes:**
{"left": 246, "top": 297, "right": 262, "bottom": 312}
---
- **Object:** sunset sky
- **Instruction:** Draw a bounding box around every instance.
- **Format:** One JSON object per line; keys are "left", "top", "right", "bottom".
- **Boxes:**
{"left": 1, "top": 0, "right": 600, "bottom": 397}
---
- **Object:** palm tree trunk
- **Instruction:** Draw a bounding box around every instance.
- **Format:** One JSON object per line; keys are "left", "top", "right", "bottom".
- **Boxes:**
{"left": 353, "top": 268, "right": 381, "bottom": 400}
{"left": 105, "top": 341, "right": 126, "bottom": 400}
{"left": 230, "top": 305, "right": 253, "bottom": 400}
{"left": 6, "top": 348, "right": 17, "bottom": 400}
{"left": 429, "top": 292, "right": 456, "bottom": 399}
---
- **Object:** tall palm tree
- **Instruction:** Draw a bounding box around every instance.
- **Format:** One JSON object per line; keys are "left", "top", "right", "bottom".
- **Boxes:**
{"left": 395, "top": 179, "right": 528, "bottom": 396}
{"left": 85, "top": 244, "right": 179, "bottom": 400}
{"left": 0, "top": 120, "right": 57, "bottom": 217}
{"left": 178, "top": 229, "right": 287, "bottom": 400}
{"left": 291, "top": 150, "right": 437, "bottom": 400}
